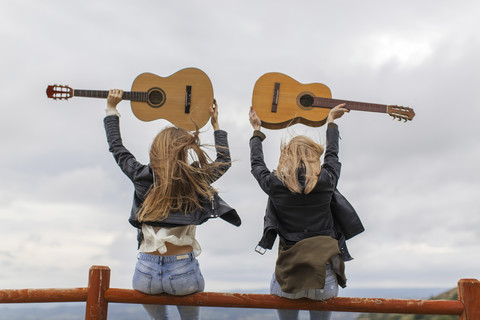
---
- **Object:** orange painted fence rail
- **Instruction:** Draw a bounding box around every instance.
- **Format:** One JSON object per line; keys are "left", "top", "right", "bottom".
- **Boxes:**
{"left": 0, "top": 265, "right": 479, "bottom": 320}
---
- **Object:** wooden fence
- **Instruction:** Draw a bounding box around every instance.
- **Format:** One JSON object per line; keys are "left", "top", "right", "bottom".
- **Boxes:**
{"left": 0, "top": 265, "right": 479, "bottom": 319}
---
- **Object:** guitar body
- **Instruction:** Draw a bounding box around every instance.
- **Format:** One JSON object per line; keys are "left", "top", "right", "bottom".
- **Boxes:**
{"left": 130, "top": 68, "right": 214, "bottom": 131}
{"left": 252, "top": 72, "right": 333, "bottom": 129}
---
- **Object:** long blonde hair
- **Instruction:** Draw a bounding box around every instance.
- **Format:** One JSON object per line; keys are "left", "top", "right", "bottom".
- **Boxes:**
{"left": 275, "top": 135, "right": 324, "bottom": 194}
{"left": 137, "top": 127, "right": 217, "bottom": 222}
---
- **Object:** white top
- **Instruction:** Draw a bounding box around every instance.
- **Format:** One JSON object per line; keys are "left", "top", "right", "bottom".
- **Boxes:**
{"left": 139, "top": 224, "right": 202, "bottom": 257}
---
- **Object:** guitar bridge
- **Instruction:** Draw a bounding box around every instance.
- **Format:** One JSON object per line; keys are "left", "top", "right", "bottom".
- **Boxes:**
{"left": 271, "top": 82, "right": 280, "bottom": 113}
{"left": 185, "top": 85, "right": 192, "bottom": 114}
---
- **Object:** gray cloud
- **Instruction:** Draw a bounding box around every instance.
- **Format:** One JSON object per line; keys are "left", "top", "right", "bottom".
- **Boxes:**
{"left": 1, "top": 0, "right": 479, "bottom": 293}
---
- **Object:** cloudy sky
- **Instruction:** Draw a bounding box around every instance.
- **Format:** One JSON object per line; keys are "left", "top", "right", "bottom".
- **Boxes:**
{"left": 1, "top": 0, "right": 479, "bottom": 296}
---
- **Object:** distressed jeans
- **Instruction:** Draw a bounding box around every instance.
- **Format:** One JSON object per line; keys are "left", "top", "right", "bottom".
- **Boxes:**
{"left": 270, "top": 264, "right": 339, "bottom": 320}
{"left": 132, "top": 252, "right": 205, "bottom": 320}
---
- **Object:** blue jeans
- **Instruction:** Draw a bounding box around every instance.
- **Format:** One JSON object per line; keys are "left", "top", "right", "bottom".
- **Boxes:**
{"left": 270, "top": 264, "right": 339, "bottom": 320}
{"left": 132, "top": 252, "right": 205, "bottom": 320}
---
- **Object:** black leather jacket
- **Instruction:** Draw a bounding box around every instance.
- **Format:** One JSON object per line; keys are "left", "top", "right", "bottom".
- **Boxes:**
{"left": 104, "top": 115, "right": 241, "bottom": 246}
{"left": 250, "top": 123, "right": 363, "bottom": 261}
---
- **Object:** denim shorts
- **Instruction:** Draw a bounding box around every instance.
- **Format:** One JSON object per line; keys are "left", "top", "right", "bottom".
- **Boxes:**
{"left": 132, "top": 252, "right": 205, "bottom": 296}
{"left": 270, "top": 264, "right": 339, "bottom": 300}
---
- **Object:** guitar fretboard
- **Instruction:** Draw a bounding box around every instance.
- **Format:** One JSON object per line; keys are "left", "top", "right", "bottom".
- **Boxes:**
{"left": 74, "top": 90, "right": 147, "bottom": 102}
{"left": 313, "top": 97, "right": 388, "bottom": 114}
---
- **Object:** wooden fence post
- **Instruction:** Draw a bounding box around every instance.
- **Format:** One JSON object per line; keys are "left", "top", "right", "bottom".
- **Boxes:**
{"left": 458, "top": 278, "right": 480, "bottom": 320}
{"left": 85, "top": 265, "right": 111, "bottom": 320}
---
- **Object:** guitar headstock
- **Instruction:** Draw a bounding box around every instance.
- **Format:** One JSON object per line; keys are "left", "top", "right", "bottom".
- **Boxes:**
{"left": 387, "top": 105, "right": 415, "bottom": 122}
{"left": 46, "top": 85, "right": 73, "bottom": 100}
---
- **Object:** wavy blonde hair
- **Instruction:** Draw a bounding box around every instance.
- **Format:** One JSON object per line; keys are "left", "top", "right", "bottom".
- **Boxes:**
{"left": 275, "top": 135, "right": 324, "bottom": 194}
{"left": 137, "top": 127, "right": 218, "bottom": 222}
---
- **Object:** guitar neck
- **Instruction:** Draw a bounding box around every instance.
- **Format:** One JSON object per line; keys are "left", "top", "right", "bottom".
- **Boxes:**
{"left": 74, "top": 89, "right": 147, "bottom": 102}
{"left": 313, "top": 97, "right": 388, "bottom": 114}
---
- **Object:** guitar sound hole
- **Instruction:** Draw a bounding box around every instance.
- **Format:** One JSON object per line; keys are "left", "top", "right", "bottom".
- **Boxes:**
{"left": 147, "top": 88, "right": 166, "bottom": 108}
{"left": 299, "top": 94, "right": 314, "bottom": 108}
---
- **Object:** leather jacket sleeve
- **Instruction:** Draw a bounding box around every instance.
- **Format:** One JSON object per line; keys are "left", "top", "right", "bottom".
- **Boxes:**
{"left": 209, "top": 130, "right": 232, "bottom": 183}
{"left": 249, "top": 131, "right": 273, "bottom": 195}
{"left": 104, "top": 115, "right": 152, "bottom": 188}
{"left": 322, "top": 123, "right": 341, "bottom": 187}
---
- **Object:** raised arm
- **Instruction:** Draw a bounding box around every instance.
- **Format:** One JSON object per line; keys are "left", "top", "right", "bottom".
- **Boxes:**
{"left": 327, "top": 103, "right": 349, "bottom": 124}
{"left": 323, "top": 103, "right": 350, "bottom": 186}
{"left": 249, "top": 106, "right": 273, "bottom": 194}
{"left": 210, "top": 99, "right": 220, "bottom": 131}
{"left": 106, "top": 88, "right": 123, "bottom": 117}
{"left": 208, "top": 100, "right": 232, "bottom": 183}
{"left": 104, "top": 89, "right": 149, "bottom": 183}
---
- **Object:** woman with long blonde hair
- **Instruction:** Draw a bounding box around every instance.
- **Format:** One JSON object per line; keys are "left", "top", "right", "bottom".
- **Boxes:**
{"left": 249, "top": 104, "right": 360, "bottom": 320}
{"left": 104, "top": 89, "right": 240, "bottom": 320}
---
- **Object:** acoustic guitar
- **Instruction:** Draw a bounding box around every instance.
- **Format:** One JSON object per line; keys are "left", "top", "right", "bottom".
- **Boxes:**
{"left": 252, "top": 72, "right": 415, "bottom": 129}
{"left": 46, "top": 68, "right": 214, "bottom": 131}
